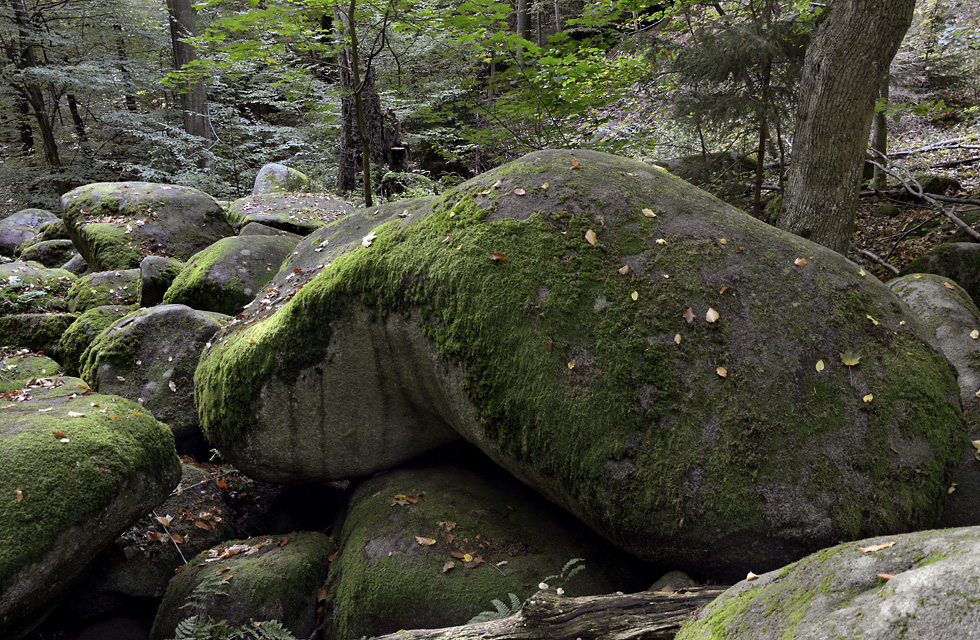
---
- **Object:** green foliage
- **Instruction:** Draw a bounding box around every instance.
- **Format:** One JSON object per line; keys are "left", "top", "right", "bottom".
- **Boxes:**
{"left": 170, "top": 572, "right": 300, "bottom": 640}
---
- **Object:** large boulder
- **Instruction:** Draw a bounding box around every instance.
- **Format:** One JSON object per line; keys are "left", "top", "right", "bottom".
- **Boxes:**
{"left": 80, "top": 304, "right": 229, "bottom": 456}
{"left": 195, "top": 149, "right": 966, "bottom": 580}
{"left": 678, "top": 526, "right": 980, "bottom": 640}
{"left": 0, "top": 209, "right": 57, "bottom": 257}
{"left": 900, "top": 242, "right": 980, "bottom": 309}
{"left": 252, "top": 162, "right": 320, "bottom": 195}
{"left": 0, "top": 261, "right": 76, "bottom": 315}
{"left": 58, "top": 305, "right": 137, "bottom": 376}
{"left": 323, "top": 450, "right": 651, "bottom": 640}
{"left": 162, "top": 234, "right": 299, "bottom": 316}
{"left": 65, "top": 269, "right": 141, "bottom": 313}
{"left": 149, "top": 531, "right": 332, "bottom": 640}
{"left": 138, "top": 255, "right": 185, "bottom": 308}
{"left": 61, "top": 182, "right": 235, "bottom": 271}
{"left": 0, "top": 352, "right": 61, "bottom": 393}
{"left": 0, "top": 375, "right": 180, "bottom": 639}
{"left": 0, "top": 313, "right": 77, "bottom": 356}
{"left": 227, "top": 193, "right": 352, "bottom": 236}
{"left": 18, "top": 240, "right": 78, "bottom": 269}
{"left": 887, "top": 273, "right": 980, "bottom": 527}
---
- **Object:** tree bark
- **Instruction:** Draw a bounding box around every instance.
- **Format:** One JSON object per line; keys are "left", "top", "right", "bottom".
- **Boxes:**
{"left": 166, "top": 0, "right": 211, "bottom": 145}
{"left": 517, "top": 0, "right": 531, "bottom": 41}
{"left": 366, "top": 588, "right": 728, "bottom": 640}
{"left": 776, "top": 0, "right": 915, "bottom": 254}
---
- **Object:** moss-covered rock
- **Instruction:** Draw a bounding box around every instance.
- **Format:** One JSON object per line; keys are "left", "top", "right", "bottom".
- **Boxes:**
{"left": 196, "top": 149, "right": 966, "bottom": 581}
{"left": 18, "top": 240, "right": 77, "bottom": 269}
{"left": 252, "top": 163, "right": 321, "bottom": 195}
{"left": 887, "top": 274, "right": 980, "bottom": 527}
{"left": 238, "top": 221, "right": 302, "bottom": 239}
{"left": 0, "top": 209, "right": 57, "bottom": 257}
{"left": 162, "top": 235, "right": 299, "bottom": 316}
{"left": 677, "top": 526, "right": 980, "bottom": 640}
{"left": 149, "top": 531, "right": 331, "bottom": 640}
{"left": 58, "top": 305, "right": 137, "bottom": 376}
{"left": 65, "top": 269, "right": 141, "bottom": 313}
{"left": 0, "top": 261, "right": 76, "bottom": 315}
{"left": 81, "top": 304, "right": 228, "bottom": 456}
{"left": 915, "top": 173, "right": 961, "bottom": 196}
{"left": 0, "top": 376, "right": 180, "bottom": 639}
{"left": 61, "top": 182, "right": 234, "bottom": 271}
{"left": 323, "top": 449, "right": 652, "bottom": 640}
{"left": 901, "top": 243, "right": 980, "bottom": 309}
{"left": 227, "top": 193, "right": 352, "bottom": 236}
{"left": 138, "top": 255, "right": 185, "bottom": 308}
{"left": 0, "top": 352, "right": 61, "bottom": 393}
{"left": 0, "top": 313, "right": 77, "bottom": 356}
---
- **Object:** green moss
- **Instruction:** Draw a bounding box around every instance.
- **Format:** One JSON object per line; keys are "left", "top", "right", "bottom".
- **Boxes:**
{"left": 0, "top": 313, "right": 78, "bottom": 356}
{"left": 66, "top": 269, "right": 141, "bottom": 313}
{"left": 59, "top": 305, "right": 137, "bottom": 376}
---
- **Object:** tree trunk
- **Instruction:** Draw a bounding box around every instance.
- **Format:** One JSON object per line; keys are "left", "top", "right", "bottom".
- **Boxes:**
{"left": 517, "top": 0, "right": 531, "bottom": 41}
{"left": 15, "top": 98, "right": 34, "bottom": 153}
{"left": 345, "top": 0, "right": 374, "bottom": 207}
{"left": 776, "top": 0, "right": 916, "bottom": 254}
{"left": 871, "top": 73, "right": 890, "bottom": 192}
{"left": 114, "top": 24, "right": 139, "bottom": 113}
{"left": 166, "top": 0, "right": 211, "bottom": 146}
{"left": 554, "top": 0, "right": 562, "bottom": 33}
{"left": 66, "top": 93, "right": 87, "bottom": 143}
{"left": 366, "top": 588, "right": 728, "bottom": 640}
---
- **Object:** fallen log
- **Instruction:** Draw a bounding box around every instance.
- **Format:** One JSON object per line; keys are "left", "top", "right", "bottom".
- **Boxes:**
{"left": 367, "top": 587, "right": 729, "bottom": 640}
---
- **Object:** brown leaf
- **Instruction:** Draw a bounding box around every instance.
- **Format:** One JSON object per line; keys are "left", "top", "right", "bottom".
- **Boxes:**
{"left": 171, "top": 533, "right": 184, "bottom": 544}
{"left": 52, "top": 431, "right": 67, "bottom": 438}
{"left": 794, "top": 258, "right": 806, "bottom": 266}
{"left": 443, "top": 561, "right": 455, "bottom": 573}
{"left": 618, "top": 265, "right": 630, "bottom": 275}
{"left": 877, "top": 573, "right": 894, "bottom": 581}
{"left": 194, "top": 521, "right": 210, "bottom": 531}
{"left": 279, "top": 538, "right": 289, "bottom": 547}
{"left": 716, "top": 366, "right": 728, "bottom": 378}
{"left": 585, "top": 229, "right": 597, "bottom": 245}
{"left": 464, "top": 554, "right": 485, "bottom": 568}
{"left": 683, "top": 307, "right": 695, "bottom": 323}
{"left": 216, "top": 567, "right": 230, "bottom": 574}
{"left": 570, "top": 160, "right": 581, "bottom": 169}
{"left": 719, "top": 286, "right": 729, "bottom": 294}
{"left": 445, "top": 534, "right": 455, "bottom": 544}
{"left": 15, "top": 489, "right": 23, "bottom": 502}
{"left": 546, "top": 340, "right": 552, "bottom": 352}
{"left": 859, "top": 541, "right": 897, "bottom": 553}
{"left": 513, "top": 188, "right": 526, "bottom": 196}
{"left": 318, "top": 586, "right": 327, "bottom": 601}
{"left": 490, "top": 252, "right": 506, "bottom": 261}
{"left": 450, "top": 550, "right": 466, "bottom": 559}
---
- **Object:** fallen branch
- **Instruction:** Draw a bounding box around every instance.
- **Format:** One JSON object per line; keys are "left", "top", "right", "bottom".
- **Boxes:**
{"left": 857, "top": 249, "right": 900, "bottom": 275}
{"left": 890, "top": 136, "right": 980, "bottom": 158}
{"left": 368, "top": 588, "right": 728, "bottom": 640}
{"left": 931, "top": 155, "right": 980, "bottom": 169}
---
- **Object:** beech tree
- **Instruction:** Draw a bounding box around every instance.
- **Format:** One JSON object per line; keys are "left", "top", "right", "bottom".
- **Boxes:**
{"left": 777, "top": 0, "right": 917, "bottom": 254}
{"left": 166, "top": 0, "right": 212, "bottom": 163}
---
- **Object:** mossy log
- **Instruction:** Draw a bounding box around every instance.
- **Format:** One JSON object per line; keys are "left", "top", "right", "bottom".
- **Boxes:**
{"left": 367, "top": 588, "right": 729, "bottom": 640}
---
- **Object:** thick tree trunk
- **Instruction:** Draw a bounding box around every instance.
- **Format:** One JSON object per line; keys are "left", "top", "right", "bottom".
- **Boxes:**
{"left": 367, "top": 588, "right": 728, "bottom": 640}
{"left": 166, "top": 0, "right": 211, "bottom": 145}
{"left": 776, "top": 0, "right": 915, "bottom": 254}
{"left": 871, "top": 73, "right": 889, "bottom": 192}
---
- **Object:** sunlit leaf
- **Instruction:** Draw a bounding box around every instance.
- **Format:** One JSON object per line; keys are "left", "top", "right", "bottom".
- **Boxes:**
{"left": 683, "top": 308, "right": 695, "bottom": 323}
{"left": 361, "top": 232, "right": 378, "bottom": 248}
{"left": 567, "top": 359, "right": 576, "bottom": 370}
{"left": 716, "top": 366, "right": 727, "bottom": 378}
{"left": 169, "top": 380, "right": 177, "bottom": 392}
{"left": 866, "top": 314, "right": 879, "bottom": 326}
{"left": 746, "top": 572, "right": 759, "bottom": 581}
{"left": 705, "top": 308, "right": 719, "bottom": 323}
{"left": 156, "top": 515, "right": 172, "bottom": 527}
{"left": 631, "top": 291, "right": 638, "bottom": 301}
{"left": 415, "top": 536, "right": 436, "bottom": 546}
{"left": 585, "top": 229, "right": 597, "bottom": 245}
{"left": 618, "top": 265, "right": 629, "bottom": 275}
{"left": 674, "top": 334, "right": 682, "bottom": 344}
{"left": 655, "top": 238, "right": 667, "bottom": 245}
{"left": 794, "top": 258, "right": 806, "bottom": 267}
{"left": 68, "top": 411, "right": 84, "bottom": 418}
{"left": 971, "top": 330, "right": 978, "bottom": 340}
{"left": 816, "top": 360, "right": 825, "bottom": 372}
{"left": 642, "top": 208, "right": 656, "bottom": 218}
{"left": 944, "top": 282, "right": 956, "bottom": 290}
{"left": 863, "top": 394, "right": 873, "bottom": 403}
{"left": 570, "top": 160, "right": 581, "bottom": 169}
{"left": 718, "top": 238, "right": 727, "bottom": 245}
{"left": 859, "top": 268, "right": 866, "bottom": 276}
{"left": 840, "top": 351, "right": 861, "bottom": 366}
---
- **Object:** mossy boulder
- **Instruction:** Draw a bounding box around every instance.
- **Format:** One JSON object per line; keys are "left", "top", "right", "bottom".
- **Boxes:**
{"left": 59, "top": 463, "right": 235, "bottom": 620}
{"left": 80, "top": 304, "right": 229, "bottom": 457}
{"left": 887, "top": 274, "right": 980, "bottom": 527}
{"left": 58, "top": 305, "right": 137, "bottom": 376}
{"left": 252, "top": 162, "right": 321, "bottom": 195}
{"left": 238, "top": 221, "right": 302, "bottom": 239}
{"left": 0, "top": 261, "right": 76, "bottom": 315}
{"left": 0, "top": 313, "right": 77, "bottom": 356}
{"left": 0, "top": 209, "right": 57, "bottom": 257}
{"left": 18, "top": 240, "right": 78, "bottom": 269}
{"left": 323, "top": 450, "right": 652, "bottom": 640}
{"left": 678, "top": 526, "right": 980, "bottom": 640}
{"left": 900, "top": 242, "right": 980, "bottom": 309}
{"left": 0, "top": 352, "right": 61, "bottom": 393}
{"left": 0, "top": 376, "right": 180, "bottom": 639}
{"left": 916, "top": 173, "right": 961, "bottom": 196}
{"left": 195, "top": 149, "right": 965, "bottom": 580}
{"left": 227, "top": 193, "right": 352, "bottom": 236}
{"left": 162, "top": 235, "right": 299, "bottom": 316}
{"left": 61, "top": 182, "right": 234, "bottom": 271}
{"left": 65, "top": 269, "right": 140, "bottom": 313}
{"left": 138, "top": 255, "right": 185, "bottom": 308}
{"left": 149, "top": 531, "right": 332, "bottom": 640}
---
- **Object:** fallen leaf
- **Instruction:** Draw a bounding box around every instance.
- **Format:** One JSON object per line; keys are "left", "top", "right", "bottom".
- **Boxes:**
{"left": 171, "top": 533, "right": 184, "bottom": 543}
{"left": 913, "top": 274, "right": 922, "bottom": 279}
{"left": 683, "top": 307, "right": 695, "bottom": 323}
{"left": 68, "top": 411, "right": 85, "bottom": 417}
{"left": 746, "top": 572, "right": 759, "bottom": 581}
{"left": 585, "top": 229, "right": 597, "bottom": 245}
{"left": 15, "top": 489, "right": 23, "bottom": 502}
{"left": 52, "top": 431, "right": 67, "bottom": 438}
{"left": 490, "top": 252, "right": 506, "bottom": 261}
{"left": 705, "top": 308, "right": 720, "bottom": 323}
{"left": 362, "top": 232, "right": 378, "bottom": 248}
{"left": 328, "top": 552, "right": 338, "bottom": 562}
{"left": 567, "top": 359, "right": 576, "bottom": 370}
{"left": 464, "top": 554, "right": 485, "bottom": 568}
{"left": 116, "top": 376, "right": 126, "bottom": 382}
{"left": 618, "top": 265, "right": 630, "bottom": 275}
{"left": 156, "top": 515, "right": 172, "bottom": 527}
{"left": 890, "top": 444, "right": 899, "bottom": 454}
{"left": 445, "top": 534, "right": 454, "bottom": 543}
{"left": 944, "top": 282, "right": 956, "bottom": 290}
{"left": 719, "top": 238, "right": 727, "bottom": 245}
{"left": 546, "top": 340, "right": 552, "bottom": 352}
{"left": 169, "top": 380, "right": 177, "bottom": 392}
{"left": 716, "top": 366, "right": 727, "bottom": 378}
{"left": 642, "top": 208, "right": 656, "bottom": 218}
{"left": 492, "top": 180, "right": 502, "bottom": 189}
{"left": 216, "top": 567, "right": 230, "bottom": 574}
{"left": 570, "top": 160, "right": 581, "bottom": 169}
{"left": 415, "top": 536, "right": 436, "bottom": 546}
{"left": 631, "top": 291, "right": 638, "bottom": 301}
{"left": 877, "top": 573, "right": 894, "bottom": 581}
{"left": 816, "top": 360, "right": 825, "bottom": 372}
{"left": 541, "top": 182, "right": 549, "bottom": 189}
{"left": 971, "top": 330, "right": 979, "bottom": 340}
{"left": 656, "top": 238, "right": 667, "bottom": 245}
{"left": 674, "top": 334, "right": 682, "bottom": 344}
{"left": 38, "top": 407, "right": 53, "bottom": 412}
{"left": 840, "top": 351, "right": 861, "bottom": 366}
{"left": 279, "top": 538, "right": 289, "bottom": 547}
{"left": 450, "top": 550, "right": 466, "bottom": 559}
{"left": 736, "top": 246, "right": 745, "bottom": 253}
{"left": 863, "top": 394, "right": 873, "bottom": 403}
{"left": 513, "top": 188, "right": 526, "bottom": 196}
{"left": 442, "top": 234, "right": 452, "bottom": 244}
{"left": 794, "top": 258, "right": 806, "bottom": 266}
{"left": 719, "top": 286, "right": 729, "bottom": 294}
{"left": 443, "top": 561, "right": 455, "bottom": 573}
{"left": 195, "top": 521, "right": 210, "bottom": 531}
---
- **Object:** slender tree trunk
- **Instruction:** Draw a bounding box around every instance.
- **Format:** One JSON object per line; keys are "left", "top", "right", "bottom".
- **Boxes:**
{"left": 114, "top": 24, "right": 139, "bottom": 112}
{"left": 871, "top": 73, "right": 890, "bottom": 192}
{"left": 345, "top": 0, "right": 373, "bottom": 207}
{"left": 166, "top": 0, "right": 211, "bottom": 155}
{"left": 66, "top": 94, "right": 87, "bottom": 142}
{"left": 753, "top": 57, "right": 772, "bottom": 218}
{"left": 517, "top": 0, "right": 531, "bottom": 41}
{"left": 554, "top": 0, "right": 561, "bottom": 33}
{"left": 15, "top": 98, "right": 34, "bottom": 153}
{"left": 777, "top": 0, "right": 916, "bottom": 254}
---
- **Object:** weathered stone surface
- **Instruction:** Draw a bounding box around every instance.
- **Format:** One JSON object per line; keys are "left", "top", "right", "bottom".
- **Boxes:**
{"left": 149, "top": 531, "right": 332, "bottom": 640}
{"left": 678, "top": 526, "right": 980, "bottom": 640}
{"left": 0, "top": 352, "right": 61, "bottom": 393}
{"left": 65, "top": 269, "right": 140, "bottom": 313}
{"left": 61, "top": 254, "right": 88, "bottom": 276}
{"left": 323, "top": 451, "right": 651, "bottom": 640}
{"left": 0, "top": 313, "right": 77, "bottom": 356}
{"left": 227, "top": 193, "right": 352, "bottom": 236}
{"left": 238, "top": 221, "right": 302, "bottom": 239}
{"left": 901, "top": 242, "right": 980, "bottom": 308}
{"left": 0, "top": 261, "right": 76, "bottom": 315}
{"left": 81, "top": 304, "right": 228, "bottom": 456}
{"left": 252, "top": 162, "right": 320, "bottom": 195}
{"left": 887, "top": 273, "right": 980, "bottom": 527}
{"left": 18, "top": 240, "right": 77, "bottom": 269}
{"left": 61, "top": 182, "right": 234, "bottom": 271}
{"left": 0, "top": 209, "right": 57, "bottom": 257}
{"left": 0, "top": 376, "right": 180, "bottom": 639}
{"left": 196, "top": 150, "right": 965, "bottom": 580}
{"left": 379, "top": 170, "right": 440, "bottom": 198}
{"left": 138, "top": 255, "right": 185, "bottom": 308}
{"left": 162, "top": 234, "right": 299, "bottom": 316}
{"left": 58, "top": 305, "right": 137, "bottom": 376}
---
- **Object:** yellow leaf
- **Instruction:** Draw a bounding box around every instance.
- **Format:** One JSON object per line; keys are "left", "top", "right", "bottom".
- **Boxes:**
{"left": 585, "top": 229, "right": 597, "bottom": 245}
{"left": 913, "top": 274, "right": 922, "bottom": 279}
{"left": 631, "top": 291, "right": 638, "bottom": 301}
{"left": 816, "top": 360, "right": 825, "bottom": 372}
{"left": 944, "top": 282, "right": 956, "bottom": 290}
{"left": 971, "top": 330, "right": 979, "bottom": 340}
{"left": 655, "top": 238, "right": 667, "bottom": 245}
{"left": 642, "top": 208, "right": 657, "bottom": 218}
{"left": 618, "top": 265, "right": 629, "bottom": 275}
{"left": 674, "top": 334, "right": 682, "bottom": 344}
{"left": 716, "top": 366, "right": 727, "bottom": 378}
{"left": 718, "top": 238, "right": 727, "bottom": 245}
{"left": 541, "top": 182, "right": 549, "bottom": 189}
{"left": 972, "top": 440, "right": 980, "bottom": 451}
{"left": 156, "top": 515, "right": 172, "bottom": 527}
{"left": 863, "top": 394, "right": 873, "bottom": 403}
{"left": 746, "top": 572, "right": 759, "bottom": 581}
{"left": 705, "top": 308, "right": 720, "bottom": 323}
{"left": 859, "top": 540, "right": 898, "bottom": 553}
{"left": 570, "top": 160, "right": 581, "bottom": 169}
{"left": 859, "top": 268, "right": 866, "bottom": 276}
{"left": 567, "top": 359, "right": 576, "bottom": 370}
{"left": 415, "top": 536, "right": 436, "bottom": 546}
{"left": 463, "top": 553, "right": 473, "bottom": 562}
{"left": 840, "top": 351, "right": 861, "bottom": 366}
{"left": 794, "top": 258, "right": 807, "bottom": 267}
{"left": 866, "top": 314, "right": 879, "bottom": 326}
